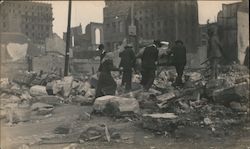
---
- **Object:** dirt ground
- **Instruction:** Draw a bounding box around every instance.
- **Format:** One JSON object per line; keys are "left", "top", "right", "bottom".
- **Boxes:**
{"left": 1, "top": 104, "right": 250, "bottom": 149}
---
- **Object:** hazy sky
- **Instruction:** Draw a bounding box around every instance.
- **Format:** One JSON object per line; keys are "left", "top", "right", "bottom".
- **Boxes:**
{"left": 47, "top": 1, "right": 241, "bottom": 38}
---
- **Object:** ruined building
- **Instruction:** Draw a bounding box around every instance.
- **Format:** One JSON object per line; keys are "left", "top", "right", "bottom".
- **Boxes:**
{"left": 217, "top": 0, "right": 249, "bottom": 64}
{"left": 103, "top": 0, "right": 199, "bottom": 53}
{"left": 63, "top": 23, "right": 103, "bottom": 74}
{"left": 0, "top": 1, "right": 53, "bottom": 44}
{"left": 63, "top": 22, "right": 103, "bottom": 52}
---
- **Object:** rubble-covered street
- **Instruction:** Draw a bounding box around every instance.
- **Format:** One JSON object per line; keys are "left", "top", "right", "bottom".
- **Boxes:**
{"left": 0, "top": 0, "right": 249, "bottom": 149}
{"left": 0, "top": 64, "right": 249, "bottom": 149}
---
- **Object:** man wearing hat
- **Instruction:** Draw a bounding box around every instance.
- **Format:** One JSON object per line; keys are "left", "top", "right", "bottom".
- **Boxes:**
{"left": 170, "top": 40, "right": 187, "bottom": 86}
{"left": 119, "top": 43, "right": 136, "bottom": 91}
{"left": 138, "top": 40, "right": 162, "bottom": 91}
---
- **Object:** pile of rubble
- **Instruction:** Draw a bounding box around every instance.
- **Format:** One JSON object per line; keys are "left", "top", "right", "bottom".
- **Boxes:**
{"left": 0, "top": 71, "right": 97, "bottom": 125}
{"left": 140, "top": 64, "right": 249, "bottom": 137}
{"left": 0, "top": 64, "right": 249, "bottom": 141}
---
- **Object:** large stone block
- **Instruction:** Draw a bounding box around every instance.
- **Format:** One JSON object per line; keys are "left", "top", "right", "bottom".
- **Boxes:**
{"left": 205, "top": 79, "right": 232, "bottom": 98}
{"left": 93, "top": 96, "right": 140, "bottom": 115}
{"left": 212, "top": 82, "right": 249, "bottom": 104}
{"left": 142, "top": 113, "right": 180, "bottom": 132}
{"left": 73, "top": 95, "right": 94, "bottom": 105}
{"left": 35, "top": 95, "right": 63, "bottom": 105}
{"left": 62, "top": 76, "right": 74, "bottom": 97}
{"left": 31, "top": 102, "right": 54, "bottom": 115}
{"left": 30, "top": 85, "right": 48, "bottom": 96}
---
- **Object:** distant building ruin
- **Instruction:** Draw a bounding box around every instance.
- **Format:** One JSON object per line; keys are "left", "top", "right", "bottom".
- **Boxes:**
{"left": 103, "top": 0, "right": 199, "bottom": 53}
{"left": 217, "top": 0, "right": 249, "bottom": 63}
{"left": 0, "top": 1, "right": 54, "bottom": 44}
{"left": 63, "top": 22, "right": 103, "bottom": 74}
{"left": 63, "top": 22, "right": 103, "bottom": 51}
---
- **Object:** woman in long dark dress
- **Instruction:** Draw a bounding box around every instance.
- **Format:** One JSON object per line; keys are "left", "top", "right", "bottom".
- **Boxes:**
{"left": 244, "top": 46, "right": 249, "bottom": 69}
{"left": 95, "top": 52, "right": 120, "bottom": 98}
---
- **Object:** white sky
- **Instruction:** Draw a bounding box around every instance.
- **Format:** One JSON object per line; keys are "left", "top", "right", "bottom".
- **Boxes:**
{"left": 47, "top": 1, "right": 241, "bottom": 38}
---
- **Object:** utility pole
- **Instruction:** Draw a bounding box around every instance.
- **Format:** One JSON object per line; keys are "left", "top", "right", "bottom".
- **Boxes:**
{"left": 175, "top": 1, "right": 179, "bottom": 40}
{"left": 64, "top": 0, "right": 72, "bottom": 76}
{"left": 0, "top": 0, "right": 4, "bottom": 80}
{"left": 128, "top": 1, "right": 138, "bottom": 53}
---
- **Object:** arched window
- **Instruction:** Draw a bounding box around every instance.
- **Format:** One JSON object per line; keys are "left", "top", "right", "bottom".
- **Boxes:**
{"left": 95, "top": 28, "right": 101, "bottom": 45}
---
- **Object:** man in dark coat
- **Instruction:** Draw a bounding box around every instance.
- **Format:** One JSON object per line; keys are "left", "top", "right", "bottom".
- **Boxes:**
{"left": 171, "top": 40, "right": 187, "bottom": 86}
{"left": 138, "top": 40, "right": 161, "bottom": 91}
{"left": 119, "top": 44, "right": 136, "bottom": 91}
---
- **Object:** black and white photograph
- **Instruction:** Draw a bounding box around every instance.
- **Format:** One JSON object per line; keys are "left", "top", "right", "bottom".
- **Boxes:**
{"left": 0, "top": 0, "right": 249, "bottom": 148}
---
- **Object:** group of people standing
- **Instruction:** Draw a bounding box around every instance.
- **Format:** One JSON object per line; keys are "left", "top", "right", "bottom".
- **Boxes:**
{"left": 94, "top": 27, "right": 249, "bottom": 99}
{"left": 95, "top": 39, "right": 187, "bottom": 99}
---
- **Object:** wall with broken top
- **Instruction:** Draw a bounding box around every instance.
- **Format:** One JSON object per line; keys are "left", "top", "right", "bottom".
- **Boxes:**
{"left": 237, "top": 11, "right": 249, "bottom": 64}
{"left": 0, "top": 40, "right": 29, "bottom": 78}
{"left": 32, "top": 52, "right": 65, "bottom": 76}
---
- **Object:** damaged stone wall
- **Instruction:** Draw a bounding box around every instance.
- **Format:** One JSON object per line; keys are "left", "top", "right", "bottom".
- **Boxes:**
{"left": 237, "top": 11, "right": 249, "bottom": 64}
{"left": 32, "top": 53, "right": 64, "bottom": 76}
{"left": 45, "top": 33, "right": 73, "bottom": 57}
{"left": 0, "top": 43, "right": 28, "bottom": 78}
{"left": 72, "top": 59, "right": 99, "bottom": 75}
{"left": 186, "top": 46, "right": 207, "bottom": 68}
{"left": 1, "top": 60, "right": 28, "bottom": 79}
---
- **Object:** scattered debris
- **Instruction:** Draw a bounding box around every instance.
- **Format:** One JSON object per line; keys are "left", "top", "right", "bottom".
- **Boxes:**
{"left": 0, "top": 63, "right": 249, "bottom": 146}
{"left": 142, "top": 113, "right": 180, "bottom": 132}
{"left": 63, "top": 143, "right": 83, "bottom": 149}
{"left": 104, "top": 124, "right": 111, "bottom": 142}
{"left": 35, "top": 95, "right": 63, "bottom": 105}
{"left": 5, "top": 102, "right": 31, "bottom": 124}
{"left": 31, "top": 102, "right": 54, "bottom": 115}
{"left": 54, "top": 124, "right": 71, "bottom": 134}
{"left": 204, "top": 117, "right": 213, "bottom": 125}
{"left": 79, "top": 125, "right": 120, "bottom": 142}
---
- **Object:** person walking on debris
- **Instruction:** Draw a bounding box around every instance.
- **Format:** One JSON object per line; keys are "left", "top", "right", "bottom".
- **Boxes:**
{"left": 207, "top": 28, "right": 224, "bottom": 79}
{"left": 169, "top": 40, "right": 187, "bottom": 87}
{"left": 137, "top": 40, "right": 162, "bottom": 91}
{"left": 244, "top": 46, "right": 249, "bottom": 69}
{"left": 97, "top": 44, "right": 107, "bottom": 72}
{"left": 95, "top": 52, "right": 121, "bottom": 98}
{"left": 97, "top": 44, "right": 106, "bottom": 62}
{"left": 119, "top": 44, "right": 136, "bottom": 92}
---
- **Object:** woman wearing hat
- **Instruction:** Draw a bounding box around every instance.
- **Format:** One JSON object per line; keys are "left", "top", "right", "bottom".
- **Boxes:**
{"left": 95, "top": 52, "right": 121, "bottom": 98}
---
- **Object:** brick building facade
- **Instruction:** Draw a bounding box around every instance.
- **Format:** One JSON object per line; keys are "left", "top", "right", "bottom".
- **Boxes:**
{"left": 103, "top": 0, "right": 199, "bottom": 53}
{"left": 0, "top": 1, "right": 53, "bottom": 44}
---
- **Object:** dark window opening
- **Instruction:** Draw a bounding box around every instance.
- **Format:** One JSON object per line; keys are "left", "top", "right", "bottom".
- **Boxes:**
{"left": 157, "top": 30, "right": 161, "bottom": 35}
{"left": 157, "top": 21, "right": 161, "bottom": 26}
{"left": 151, "top": 23, "right": 154, "bottom": 28}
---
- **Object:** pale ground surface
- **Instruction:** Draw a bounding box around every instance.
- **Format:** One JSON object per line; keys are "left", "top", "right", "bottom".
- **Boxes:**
{"left": 1, "top": 104, "right": 250, "bottom": 149}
